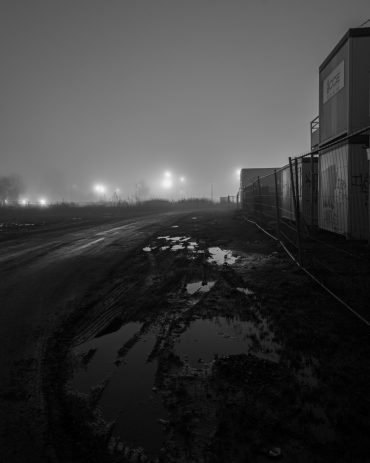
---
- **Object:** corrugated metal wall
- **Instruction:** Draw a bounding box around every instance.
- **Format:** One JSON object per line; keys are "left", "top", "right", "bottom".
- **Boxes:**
{"left": 318, "top": 143, "right": 369, "bottom": 239}
{"left": 318, "top": 145, "right": 349, "bottom": 235}
{"left": 349, "top": 144, "right": 369, "bottom": 239}
{"left": 319, "top": 41, "right": 349, "bottom": 144}
{"left": 350, "top": 36, "right": 370, "bottom": 132}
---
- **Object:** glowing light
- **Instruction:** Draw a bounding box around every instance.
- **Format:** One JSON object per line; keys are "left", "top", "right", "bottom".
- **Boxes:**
{"left": 162, "top": 178, "right": 173, "bottom": 189}
{"left": 93, "top": 184, "right": 106, "bottom": 194}
{"left": 164, "top": 171, "right": 172, "bottom": 178}
{"left": 19, "top": 198, "right": 28, "bottom": 206}
{"left": 236, "top": 168, "right": 241, "bottom": 177}
{"left": 39, "top": 198, "right": 47, "bottom": 206}
{"left": 180, "top": 176, "right": 185, "bottom": 183}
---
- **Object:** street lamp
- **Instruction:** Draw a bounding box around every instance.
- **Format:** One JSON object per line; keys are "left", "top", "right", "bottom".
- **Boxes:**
{"left": 93, "top": 183, "right": 107, "bottom": 201}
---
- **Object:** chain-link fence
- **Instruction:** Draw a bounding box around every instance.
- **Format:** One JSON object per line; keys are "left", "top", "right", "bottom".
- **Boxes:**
{"left": 239, "top": 128, "right": 370, "bottom": 319}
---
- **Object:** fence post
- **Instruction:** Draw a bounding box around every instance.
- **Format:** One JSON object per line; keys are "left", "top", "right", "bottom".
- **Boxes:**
{"left": 257, "top": 176, "right": 263, "bottom": 225}
{"left": 289, "top": 157, "right": 303, "bottom": 265}
{"left": 294, "top": 158, "right": 301, "bottom": 223}
{"left": 310, "top": 152, "right": 315, "bottom": 231}
{"left": 274, "top": 169, "right": 281, "bottom": 239}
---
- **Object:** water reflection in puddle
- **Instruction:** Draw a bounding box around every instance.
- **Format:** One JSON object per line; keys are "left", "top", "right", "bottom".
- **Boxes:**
{"left": 174, "top": 316, "right": 280, "bottom": 367}
{"left": 72, "top": 325, "right": 167, "bottom": 454}
{"left": 154, "top": 236, "right": 198, "bottom": 253}
{"left": 158, "top": 236, "right": 190, "bottom": 242}
{"left": 208, "top": 247, "right": 239, "bottom": 265}
{"left": 72, "top": 322, "right": 140, "bottom": 392}
{"left": 99, "top": 331, "right": 167, "bottom": 453}
{"left": 186, "top": 281, "right": 215, "bottom": 295}
{"left": 236, "top": 287, "right": 254, "bottom": 296}
{"left": 171, "top": 244, "right": 186, "bottom": 251}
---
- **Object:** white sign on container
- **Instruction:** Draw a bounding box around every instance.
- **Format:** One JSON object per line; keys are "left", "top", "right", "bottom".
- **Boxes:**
{"left": 323, "top": 60, "right": 345, "bottom": 104}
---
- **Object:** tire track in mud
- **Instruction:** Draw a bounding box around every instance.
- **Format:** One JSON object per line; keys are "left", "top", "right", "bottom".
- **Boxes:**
{"left": 41, "top": 214, "right": 192, "bottom": 462}
{"left": 59, "top": 223, "right": 284, "bottom": 463}
{"left": 48, "top": 212, "right": 370, "bottom": 463}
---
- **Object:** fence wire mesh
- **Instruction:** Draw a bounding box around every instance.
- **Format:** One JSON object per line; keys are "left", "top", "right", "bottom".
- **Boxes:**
{"left": 239, "top": 129, "right": 370, "bottom": 317}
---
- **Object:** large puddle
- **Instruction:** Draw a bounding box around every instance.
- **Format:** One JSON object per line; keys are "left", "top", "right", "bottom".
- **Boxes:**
{"left": 72, "top": 322, "right": 141, "bottom": 392}
{"left": 71, "top": 309, "right": 280, "bottom": 455}
{"left": 174, "top": 315, "right": 281, "bottom": 367}
{"left": 72, "top": 324, "right": 167, "bottom": 454}
{"left": 71, "top": 237, "right": 282, "bottom": 457}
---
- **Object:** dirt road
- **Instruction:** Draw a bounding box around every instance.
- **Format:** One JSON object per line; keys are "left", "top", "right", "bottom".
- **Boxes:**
{"left": 0, "top": 211, "right": 183, "bottom": 462}
{"left": 1, "top": 209, "right": 370, "bottom": 463}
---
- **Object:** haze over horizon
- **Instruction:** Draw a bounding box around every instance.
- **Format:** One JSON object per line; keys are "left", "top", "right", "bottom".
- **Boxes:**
{"left": 1, "top": 0, "right": 369, "bottom": 202}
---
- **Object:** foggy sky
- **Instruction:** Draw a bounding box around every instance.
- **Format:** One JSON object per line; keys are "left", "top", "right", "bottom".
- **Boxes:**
{"left": 1, "top": 0, "right": 369, "bottom": 201}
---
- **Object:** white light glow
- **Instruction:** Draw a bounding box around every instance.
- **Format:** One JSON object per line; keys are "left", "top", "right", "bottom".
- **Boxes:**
{"left": 93, "top": 184, "right": 106, "bottom": 194}
{"left": 164, "top": 171, "right": 172, "bottom": 178}
{"left": 19, "top": 198, "right": 28, "bottom": 206}
{"left": 162, "top": 178, "right": 173, "bottom": 189}
{"left": 39, "top": 198, "right": 47, "bottom": 206}
{"left": 180, "top": 176, "right": 185, "bottom": 183}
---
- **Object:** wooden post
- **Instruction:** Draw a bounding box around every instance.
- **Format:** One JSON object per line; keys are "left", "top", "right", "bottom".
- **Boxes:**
{"left": 289, "top": 157, "right": 302, "bottom": 265}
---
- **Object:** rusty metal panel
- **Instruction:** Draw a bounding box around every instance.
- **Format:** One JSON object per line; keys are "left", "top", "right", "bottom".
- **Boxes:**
{"left": 318, "top": 145, "right": 349, "bottom": 235}
{"left": 349, "top": 36, "right": 370, "bottom": 132}
{"left": 319, "top": 41, "right": 349, "bottom": 144}
{"left": 349, "top": 144, "right": 369, "bottom": 239}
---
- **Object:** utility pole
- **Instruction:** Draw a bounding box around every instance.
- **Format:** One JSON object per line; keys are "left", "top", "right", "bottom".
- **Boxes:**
{"left": 211, "top": 183, "right": 213, "bottom": 202}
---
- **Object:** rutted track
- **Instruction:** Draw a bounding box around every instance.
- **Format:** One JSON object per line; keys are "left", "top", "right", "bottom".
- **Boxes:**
{"left": 0, "top": 211, "right": 185, "bottom": 463}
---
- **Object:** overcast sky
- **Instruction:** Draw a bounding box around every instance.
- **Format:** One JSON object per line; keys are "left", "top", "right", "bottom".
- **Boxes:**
{"left": 1, "top": 0, "right": 369, "bottom": 201}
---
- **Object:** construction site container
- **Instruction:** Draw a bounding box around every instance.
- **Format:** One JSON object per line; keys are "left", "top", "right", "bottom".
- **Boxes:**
{"left": 319, "top": 27, "right": 370, "bottom": 145}
{"left": 318, "top": 142, "right": 368, "bottom": 239}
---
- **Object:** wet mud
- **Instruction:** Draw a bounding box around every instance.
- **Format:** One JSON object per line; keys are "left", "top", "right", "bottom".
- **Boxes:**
{"left": 48, "top": 211, "right": 370, "bottom": 463}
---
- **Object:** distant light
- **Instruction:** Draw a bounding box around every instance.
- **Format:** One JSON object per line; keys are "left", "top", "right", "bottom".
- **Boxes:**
{"left": 39, "top": 198, "right": 47, "bottom": 206}
{"left": 164, "top": 171, "right": 172, "bottom": 178}
{"left": 162, "top": 178, "right": 173, "bottom": 189}
{"left": 180, "top": 176, "right": 185, "bottom": 183}
{"left": 236, "top": 168, "right": 241, "bottom": 176}
{"left": 115, "top": 188, "right": 121, "bottom": 194}
{"left": 20, "top": 198, "right": 28, "bottom": 206}
{"left": 93, "top": 183, "right": 106, "bottom": 194}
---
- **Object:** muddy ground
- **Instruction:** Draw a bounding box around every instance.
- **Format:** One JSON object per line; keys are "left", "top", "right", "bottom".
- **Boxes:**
{"left": 38, "top": 209, "right": 370, "bottom": 463}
